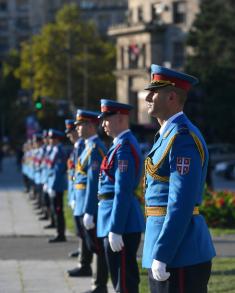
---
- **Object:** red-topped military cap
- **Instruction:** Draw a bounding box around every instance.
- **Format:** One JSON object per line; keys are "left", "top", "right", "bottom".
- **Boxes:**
{"left": 75, "top": 109, "right": 100, "bottom": 125}
{"left": 145, "top": 64, "right": 199, "bottom": 91}
{"left": 98, "top": 99, "right": 133, "bottom": 118}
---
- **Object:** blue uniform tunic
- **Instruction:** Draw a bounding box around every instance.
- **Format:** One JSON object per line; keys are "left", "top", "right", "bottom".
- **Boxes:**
{"left": 47, "top": 143, "right": 67, "bottom": 192}
{"left": 142, "top": 114, "right": 216, "bottom": 268}
{"left": 97, "top": 130, "right": 145, "bottom": 237}
{"left": 73, "top": 136, "right": 106, "bottom": 217}
{"left": 67, "top": 138, "right": 85, "bottom": 206}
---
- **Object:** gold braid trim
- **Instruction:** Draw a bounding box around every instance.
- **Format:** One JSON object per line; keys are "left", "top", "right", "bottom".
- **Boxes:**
{"left": 190, "top": 132, "right": 205, "bottom": 166}
{"left": 75, "top": 148, "right": 92, "bottom": 175}
{"left": 145, "top": 134, "right": 178, "bottom": 182}
{"left": 151, "top": 80, "right": 175, "bottom": 86}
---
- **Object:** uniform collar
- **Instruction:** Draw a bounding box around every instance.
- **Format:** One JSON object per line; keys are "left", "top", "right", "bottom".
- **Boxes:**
{"left": 85, "top": 134, "right": 98, "bottom": 145}
{"left": 113, "top": 129, "right": 130, "bottom": 145}
{"left": 74, "top": 137, "right": 83, "bottom": 148}
{"left": 159, "top": 111, "right": 184, "bottom": 135}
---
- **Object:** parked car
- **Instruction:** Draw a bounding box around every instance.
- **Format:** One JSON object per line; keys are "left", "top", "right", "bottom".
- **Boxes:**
{"left": 208, "top": 143, "right": 235, "bottom": 167}
{"left": 214, "top": 160, "right": 235, "bottom": 180}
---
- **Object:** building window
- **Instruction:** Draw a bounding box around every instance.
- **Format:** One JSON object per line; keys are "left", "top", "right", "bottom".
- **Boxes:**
{"left": 127, "top": 9, "right": 133, "bottom": 24}
{"left": 172, "top": 41, "right": 184, "bottom": 67}
{"left": 0, "top": 36, "right": 8, "bottom": 52}
{"left": 0, "top": 18, "right": 8, "bottom": 30}
{"left": 16, "top": 17, "right": 29, "bottom": 30}
{"left": 142, "top": 44, "right": 146, "bottom": 68}
{"left": 152, "top": 3, "right": 163, "bottom": 21}
{"left": 0, "top": 1, "right": 7, "bottom": 11}
{"left": 128, "top": 43, "right": 140, "bottom": 69}
{"left": 16, "top": 0, "right": 28, "bottom": 12}
{"left": 120, "top": 46, "right": 124, "bottom": 69}
{"left": 137, "top": 6, "right": 143, "bottom": 22}
{"left": 173, "top": 1, "right": 186, "bottom": 24}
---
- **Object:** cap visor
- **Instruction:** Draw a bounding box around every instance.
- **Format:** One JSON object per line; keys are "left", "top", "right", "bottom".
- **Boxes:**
{"left": 144, "top": 84, "right": 169, "bottom": 91}
{"left": 98, "top": 111, "right": 116, "bottom": 119}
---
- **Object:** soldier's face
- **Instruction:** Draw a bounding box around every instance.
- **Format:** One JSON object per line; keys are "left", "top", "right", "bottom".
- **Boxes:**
{"left": 77, "top": 122, "right": 89, "bottom": 139}
{"left": 145, "top": 89, "right": 169, "bottom": 119}
{"left": 67, "top": 130, "right": 78, "bottom": 143}
{"left": 102, "top": 114, "right": 118, "bottom": 138}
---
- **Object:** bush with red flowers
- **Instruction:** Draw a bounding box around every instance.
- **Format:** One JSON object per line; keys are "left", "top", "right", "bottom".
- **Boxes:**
{"left": 201, "top": 189, "right": 235, "bottom": 228}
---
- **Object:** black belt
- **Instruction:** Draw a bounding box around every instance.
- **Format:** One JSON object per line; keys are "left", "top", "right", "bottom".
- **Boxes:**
{"left": 98, "top": 192, "right": 114, "bottom": 200}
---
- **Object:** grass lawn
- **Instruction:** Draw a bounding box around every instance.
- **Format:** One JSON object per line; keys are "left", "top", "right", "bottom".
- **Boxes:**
{"left": 139, "top": 257, "right": 235, "bottom": 292}
{"left": 210, "top": 228, "right": 235, "bottom": 237}
{"left": 63, "top": 194, "right": 235, "bottom": 292}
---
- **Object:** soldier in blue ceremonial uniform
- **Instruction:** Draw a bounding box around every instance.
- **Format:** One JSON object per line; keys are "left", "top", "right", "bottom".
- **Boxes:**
{"left": 67, "top": 110, "right": 109, "bottom": 293}
{"left": 32, "top": 133, "right": 45, "bottom": 215}
{"left": 97, "top": 99, "right": 145, "bottom": 293}
{"left": 41, "top": 130, "right": 56, "bottom": 228}
{"left": 142, "top": 64, "right": 216, "bottom": 293}
{"left": 46, "top": 129, "right": 67, "bottom": 243}
{"left": 74, "top": 109, "right": 108, "bottom": 293}
{"left": 65, "top": 119, "right": 85, "bottom": 258}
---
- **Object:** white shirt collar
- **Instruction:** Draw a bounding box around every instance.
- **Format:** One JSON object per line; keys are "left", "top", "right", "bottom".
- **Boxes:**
{"left": 113, "top": 129, "right": 130, "bottom": 145}
{"left": 74, "top": 138, "right": 82, "bottom": 148}
{"left": 85, "top": 134, "right": 98, "bottom": 145}
{"left": 159, "top": 111, "right": 184, "bottom": 135}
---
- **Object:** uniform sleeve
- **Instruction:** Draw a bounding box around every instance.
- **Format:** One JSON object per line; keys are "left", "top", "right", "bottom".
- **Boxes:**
{"left": 110, "top": 144, "right": 136, "bottom": 234}
{"left": 152, "top": 133, "right": 202, "bottom": 264}
{"left": 49, "top": 148, "right": 66, "bottom": 190}
{"left": 83, "top": 148, "right": 102, "bottom": 216}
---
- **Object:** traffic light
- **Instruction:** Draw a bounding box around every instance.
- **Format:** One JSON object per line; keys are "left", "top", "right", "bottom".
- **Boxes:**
{"left": 35, "top": 96, "right": 43, "bottom": 110}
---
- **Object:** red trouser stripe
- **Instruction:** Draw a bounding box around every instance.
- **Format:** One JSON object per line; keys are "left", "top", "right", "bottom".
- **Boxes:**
{"left": 121, "top": 248, "right": 128, "bottom": 293}
{"left": 179, "top": 268, "right": 185, "bottom": 293}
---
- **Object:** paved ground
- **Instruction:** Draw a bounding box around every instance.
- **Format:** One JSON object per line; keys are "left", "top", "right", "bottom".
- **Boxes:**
{"left": 0, "top": 156, "right": 235, "bottom": 293}
{"left": 0, "top": 157, "right": 115, "bottom": 293}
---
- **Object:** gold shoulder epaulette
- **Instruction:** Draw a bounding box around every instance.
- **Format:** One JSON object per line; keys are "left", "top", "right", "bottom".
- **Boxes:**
{"left": 190, "top": 132, "right": 205, "bottom": 166}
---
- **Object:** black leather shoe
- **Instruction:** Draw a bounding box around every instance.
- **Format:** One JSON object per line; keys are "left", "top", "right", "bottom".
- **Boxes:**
{"left": 48, "top": 235, "right": 66, "bottom": 243}
{"left": 68, "top": 250, "right": 80, "bottom": 258}
{"left": 44, "top": 224, "right": 56, "bottom": 229}
{"left": 38, "top": 215, "right": 48, "bottom": 221}
{"left": 67, "top": 266, "right": 92, "bottom": 277}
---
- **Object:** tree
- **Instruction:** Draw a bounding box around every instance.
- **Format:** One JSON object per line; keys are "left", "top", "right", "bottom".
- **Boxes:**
{"left": 15, "top": 3, "right": 116, "bottom": 113}
{"left": 186, "top": 0, "right": 235, "bottom": 143}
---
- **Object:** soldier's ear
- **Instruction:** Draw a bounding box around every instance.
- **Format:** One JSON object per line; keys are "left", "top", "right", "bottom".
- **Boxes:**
{"left": 168, "top": 91, "right": 177, "bottom": 101}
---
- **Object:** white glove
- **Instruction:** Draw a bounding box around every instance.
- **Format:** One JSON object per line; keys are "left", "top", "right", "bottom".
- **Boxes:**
{"left": 151, "top": 259, "right": 170, "bottom": 281}
{"left": 69, "top": 200, "right": 76, "bottom": 210}
{"left": 108, "top": 232, "right": 124, "bottom": 252}
{"left": 83, "top": 213, "right": 95, "bottom": 230}
{"left": 48, "top": 188, "right": 56, "bottom": 198}
{"left": 43, "top": 184, "right": 48, "bottom": 193}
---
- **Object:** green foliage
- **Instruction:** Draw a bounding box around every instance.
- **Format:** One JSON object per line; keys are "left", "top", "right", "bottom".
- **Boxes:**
{"left": 208, "top": 258, "right": 235, "bottom": 292}
{"left": 15, "top": 3, "right": 116, "bottom": 110}
{"left": 63, "top": 191, "right": 75, "bottom": 233}
{"left": 186, "top": 0, "right": 235, "bottom": 143}
{"left": 201, "top": 189, "right": 235, "bottom": 228}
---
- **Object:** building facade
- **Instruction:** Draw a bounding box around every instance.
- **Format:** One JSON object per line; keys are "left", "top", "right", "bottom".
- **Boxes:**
{"left": 0, "top": 0, "right": 127, "bottom": 62}
{"left": 108, "top": 0, "right": 200, "bottom": 123}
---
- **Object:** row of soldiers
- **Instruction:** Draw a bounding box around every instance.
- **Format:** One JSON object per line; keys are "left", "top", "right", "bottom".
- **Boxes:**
{"left": 22, "top": 99, "right": 145, "bottom": 293}
{"left": 21, "top": 64, "right": 216, "bottom": 293}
